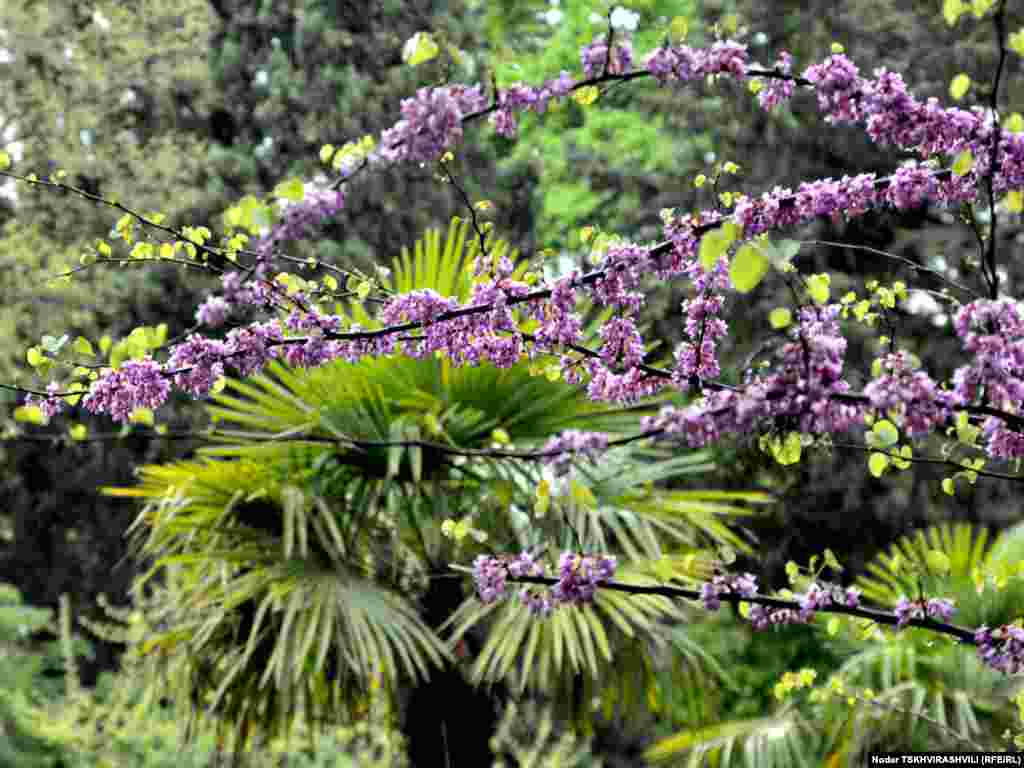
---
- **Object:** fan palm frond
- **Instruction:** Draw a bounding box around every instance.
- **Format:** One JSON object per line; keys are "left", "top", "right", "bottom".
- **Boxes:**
{"left": 645, "top": 710, "right": 819, "bottom": 768}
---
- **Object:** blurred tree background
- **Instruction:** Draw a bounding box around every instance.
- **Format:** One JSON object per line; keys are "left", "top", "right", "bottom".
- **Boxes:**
{"left": 0, "top": 0, "right": 1023, "bottom": 765}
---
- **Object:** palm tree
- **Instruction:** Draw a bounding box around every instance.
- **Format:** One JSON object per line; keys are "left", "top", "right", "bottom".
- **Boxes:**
{"left": 103, "top": 217, "right": 771, "bottom": 765}
{"left": 644, "top": 521, "right": 1024, "bottom": 766}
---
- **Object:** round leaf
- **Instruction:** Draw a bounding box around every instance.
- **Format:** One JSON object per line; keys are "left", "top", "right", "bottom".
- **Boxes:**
{"left": 730, "top": 243, "right": 769, "bottom": 293}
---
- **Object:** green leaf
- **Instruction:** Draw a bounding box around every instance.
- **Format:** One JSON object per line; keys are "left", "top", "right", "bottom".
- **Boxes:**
{"left": 770, "top": 238, "right": 802, "bottom": 266}
{"left": 273, "top": 178, "right": 305, "bottom": 201}
{"left": 73, "top": 336, "right": 94, "bottom": 356}
{"left": 952, "top": 149, "right": 974, "bottom": 177}
{"left": 402, "top": 32, "right": 440, "bottom": 66}
{"left": 698, "top": 223, "right": 740, "bottom": 271}
{"left": 949, "top": 73, "right": 971, "bottom": 101}
{"left": 869, "top": 419, "right": 899, "bottom": 449}
{"left": 774, "top": 432, "right": 802, "bottom": 466}
{"left": 573, "top": 86, "right": 599, "bottom": 106}
{"left": 827, "top": 617, "right": 841, "bottom": 636}
{"left": 925, "top": 549, "right": 951, "bottom": 575}
{"left": 130, "top": 407, "right": 154, "bottom": 426}
{"left": 823, "top": 548, "right": 843, "bottom": 573}
{"left": 943, "top": 0, "right": 965, "bottom": 26}
{"left": 1010, "top": 29, "right": 1024, "bottom": 57}
{"left": 868, "top": 452, "right": 889, "bottom": 478}
{"left": 41, "top": 334, "right": 69, "bottom": 354}
{"left": 769, "top": 307, "right": 792, "bottom": 329}
{"left": 669, "top": 16, "right": 689, "bottom": 43}
{"left": 806, "top": 273, "right": 831, "bottom": 305}
{"left": 730, "top": 243, "right": 769, "bottom": 293}
{"left": 14, "top": 405, "right": 46, "bottom": 425}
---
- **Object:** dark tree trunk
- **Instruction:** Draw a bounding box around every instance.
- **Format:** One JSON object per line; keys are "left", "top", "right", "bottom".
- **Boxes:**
{"left": 403, "top": 571, "right": 503, "bottom": 768}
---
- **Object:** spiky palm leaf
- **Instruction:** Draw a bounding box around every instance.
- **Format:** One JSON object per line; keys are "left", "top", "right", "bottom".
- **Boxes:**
{"left": 104, "top": 458, "right": 447, "bottom": 751}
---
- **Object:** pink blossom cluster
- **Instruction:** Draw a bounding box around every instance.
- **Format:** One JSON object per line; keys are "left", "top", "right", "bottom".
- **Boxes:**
{"left": 644, "top": 40, "right": 749, "bottom": 84}
{"left": 24, "top": 381, "right": 67, "bottom": 420}
{"left": 893, "top": 596, "right": 956, "bottom": 629}
{"left": 79, "top": 359, "right": 171, "bottom": 423}
{"left": 490, "top": 72, "right": 576, "bottom": 139}
{"left": 756, "top": 51, "right": 795, "bottom": 111}
{"left": 379, "top": 84, "right": 487, "bottom": 165}
{"left": 863, "top": 352, "right": 958, "bottom": 436}
{"left": 975, "top": 624, "right": 1024, "bottom": 675}
{"left": 580, "top": 34, "right": 633, "bottom": 77}
{"left": 748, "top": 583, "right": 862, "bottom": 630}
{"left": 699, "top": 572, "right": 759, "bottom": 611}
{"left": 540, "top": 430, "right": 609, "bottom": 477}
{"left": 550, "top": 552, "right": 617, "bottom": 605}
{"left": 471, "top": 551, "right": 616, "bottom": 615}
{"left": 952, "top": 300, "right": 1024, "bottom": 459}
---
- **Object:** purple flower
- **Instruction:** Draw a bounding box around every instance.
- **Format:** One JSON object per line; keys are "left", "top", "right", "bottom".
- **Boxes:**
{"left": 975, "top": 624, "right": 1024, "bottom": 675}
{"left": 551, "top": 552, "right": 617, "bottom": 606}
{"left": 82, "top": 358, "right": 172, "bottom": 423}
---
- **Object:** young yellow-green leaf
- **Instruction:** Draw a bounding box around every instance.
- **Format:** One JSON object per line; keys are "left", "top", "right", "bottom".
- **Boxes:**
{"left": 830, "top": 42, "right": 845, "bottom": 54}
{"left": 273, "top": 178, "right": 305, "bottom": 202}
{"left": 949, "top": 73, "right": 971, "bottom": 101}
{"left": 1004, "top": 113, "right": 1024, "bottom": 133}
{"left": 971, "top": 0, "right": 993, "bottom": 17}
{"left": 210, "top": 377, "right": 227, "bottom": 396}
{"left": 694, "top": 173, "right": 707, "bottom": 188}
{"left": 943, "top": 0, "right": 965, "bottom": 26}
{"left": 14, "top": 405, "right": 46, "bottom": 425}
{"left": 323, "top": 275, "right": 338, "bottom": 291}
{"left": 730, "top": 243, "right": 768, "bottom": 293}
{"left": 99, "top": 335, "right": 113, "bottom": 356}
{"left": 806, "top": 273, "right": 831, "bottom": 305}
{"left": 0, "top": 150, "right": 10, "bottom": 171}
{"left": 870, "top": 419, "right": 899, "bottom": 448}
{"left": 26, "top": 347, "right": 45, "bottom": 367}
{"left": 69, "top": 424, "right": 88, "bottom": 441}
{"left": 824, "top": 548, "right": 843, "bottom": 573}
{"left": 925, "top": 549, "right": 952, "bottom": 575}
{"left": 669, "top": 16, "right": 689, "bottom": 42}
{"left": 129, "top": 407, "right": 154, "bottom": 426}
{"left": 573, "top": 86, "right": 599, "bottom": 106}
{"left": 785, "top": 561, "right": 801, "bottom": 584}
{"left": 952, "top": 149, "right": 974, "bottom": 177}
{"left": 827, "top": 617, "right": 841, "bottom": 636}
{"left": 72, "top": 337, "right": 94, "bottom": 357}
{"left": 774, "top": 432, "right": 802, "bottom": 466}
{"left": 769, "top": 307, "right": 793, "bottom": 329}
{"left": 892, "top": 444, "right": 913, "bottom": 470}
{"left": 699, "top": 225, "right": 740, "bottom": 272}
{"left": 1006, "top": 190, "right": 1024, "bottom": 213}
{"left": 319, "top": 144, "right": 336, "bottom": 164}
{"left": 868, "top": 452, "right": 889, "bottom": 478}
{"left": 1010, "top": 29, "right": 1024, "bottom": 57}
{"left": 356, "top": 281, "right": 372, "bottom": 300}
{"left": 402, "top": 32, "right": 440, "bottom": 66}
